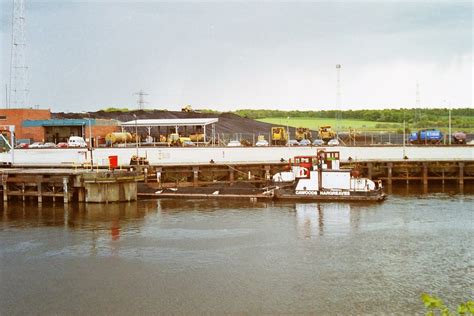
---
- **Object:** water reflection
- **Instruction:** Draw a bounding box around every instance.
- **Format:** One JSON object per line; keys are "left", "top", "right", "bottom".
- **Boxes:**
{"left": 294, "top": 202, "right": 371, "bottom": 238}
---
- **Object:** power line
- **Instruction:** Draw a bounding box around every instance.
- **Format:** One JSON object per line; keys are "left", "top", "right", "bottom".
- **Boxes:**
{"left": 134, "top": 90, "right": 148, "bottom": 110}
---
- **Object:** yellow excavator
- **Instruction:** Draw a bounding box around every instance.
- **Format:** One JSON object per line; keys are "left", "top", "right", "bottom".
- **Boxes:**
{"left": 271, "top": 127, "right": 288, "bottom": 145}
{"left": 318, "top": 125, "right": 336, "bottom": 144}
{"left": 295, "top": 127, "right": 312, "bottom": 141}
{"left": 181, "top": 105, "right": 193, "bottom": 112}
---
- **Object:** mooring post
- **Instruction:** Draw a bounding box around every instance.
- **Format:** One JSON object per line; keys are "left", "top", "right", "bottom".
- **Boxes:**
{"left": 387, "top": 162, "right": 393, "bottom": 185}
{"left": 193, "top": 166, "right": 199, "bottom": 187}
{"left": 422, "top": 162, "right": 428, "bottom": 186}
{"left": 63, "top": 177, "right": 69, "bottom": 204}
{"left": 458, "top": 162, "right": 464, "bottom": 186}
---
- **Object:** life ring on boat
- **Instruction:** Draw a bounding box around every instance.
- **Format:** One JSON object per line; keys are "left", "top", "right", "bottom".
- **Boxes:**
{"left": 298, "top": 168, "right": 308, "bottom": 177}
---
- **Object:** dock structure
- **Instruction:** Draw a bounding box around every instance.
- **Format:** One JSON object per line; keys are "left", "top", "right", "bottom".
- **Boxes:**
{"left": 0, "top": 169, "right": 142, "bottom": 204}
{"left": 147, "top": 159, "right": 473, "bottom": 189}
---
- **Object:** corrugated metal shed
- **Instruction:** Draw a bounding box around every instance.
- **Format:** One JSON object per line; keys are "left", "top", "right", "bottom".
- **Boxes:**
{"left": 23, "top": 119, "right": 95, "bottom": 127}
{"left": 120, "top": 118, "right": 219, "bottom": 127}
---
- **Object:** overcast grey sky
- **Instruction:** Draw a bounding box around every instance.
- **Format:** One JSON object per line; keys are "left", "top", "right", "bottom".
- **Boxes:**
{"left": 1, "top": 0, "right": 472, "bottom": 112}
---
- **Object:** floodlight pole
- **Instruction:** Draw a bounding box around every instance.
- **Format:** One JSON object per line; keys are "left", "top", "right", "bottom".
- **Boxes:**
{"left": 448, "top": 109, "right": 451, "bottom": 145}
{"left": 133, "top": 114, "right": 139, "bottom": 157}
{"left": 83, "top": 112, "right": 93, "bottom": 167}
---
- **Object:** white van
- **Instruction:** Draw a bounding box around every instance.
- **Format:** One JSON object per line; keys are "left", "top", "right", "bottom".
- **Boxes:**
{"left": 68, "top": 136, "right": 87, "bottom": 148}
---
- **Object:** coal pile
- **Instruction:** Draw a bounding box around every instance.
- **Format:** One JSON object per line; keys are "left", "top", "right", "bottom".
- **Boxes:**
{"left": 53, "top": 110, "right": 296, "bottom": 135}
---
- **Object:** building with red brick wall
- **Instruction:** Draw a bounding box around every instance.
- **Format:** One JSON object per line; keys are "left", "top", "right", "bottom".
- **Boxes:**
{"left": 23, "top": 118, "right": 119, "bottom": 145}
{"left": 0, "top": 108, "right": 51, "bottom": 142}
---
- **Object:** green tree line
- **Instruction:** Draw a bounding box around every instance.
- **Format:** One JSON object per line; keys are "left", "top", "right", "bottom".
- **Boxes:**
{"left": 233, "top": 108, "right": 474, "bottom": 128}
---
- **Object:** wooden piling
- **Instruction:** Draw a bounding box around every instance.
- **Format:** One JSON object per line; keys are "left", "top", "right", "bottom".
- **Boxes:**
{"left": 193, "top": 166, "right": 199, "bottom": 187}
{"left": 459, "top": 162, "right": 464, "bottom": 186}
{"left": 63, "top": 177, "right": 69, "bottom": 204}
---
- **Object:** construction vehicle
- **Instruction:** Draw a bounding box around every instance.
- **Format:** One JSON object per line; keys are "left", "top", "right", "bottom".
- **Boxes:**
{"left": 105, "top": 132, "right": 133, "bottom": 146}
{"left": 181, "top": 105, "right": 193, "bottom": 112}
{"left": 271, "top": 127, "right": 288, "bottom": 145}
{"left": 452, "top": 132, "right": 467, "bottom": 144}
{"left": 318, "top": 125, "right": 336, "bottom": 144}
{"left": 295, "top": 127, "right": 312, "bottom": 141}
{"left": 409, "top": 129, "right": 443, "bottom": 144}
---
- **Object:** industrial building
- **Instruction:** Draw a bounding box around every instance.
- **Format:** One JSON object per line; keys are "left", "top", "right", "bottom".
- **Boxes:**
{"left": 0, "top": 108, "right": 119, "bottom": 145}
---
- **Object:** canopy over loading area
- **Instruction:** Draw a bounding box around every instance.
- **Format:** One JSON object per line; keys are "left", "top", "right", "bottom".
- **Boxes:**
{"left": 120, "top": 118, "right": 219, "bottom": 144}
{"left": 23, "top": 119, "right": 92, "bottom": 143}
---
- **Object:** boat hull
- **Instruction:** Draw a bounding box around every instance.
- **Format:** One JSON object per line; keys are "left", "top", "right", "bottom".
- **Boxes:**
{"left": 274, "top": 187, "right": 386, "bottom": 202}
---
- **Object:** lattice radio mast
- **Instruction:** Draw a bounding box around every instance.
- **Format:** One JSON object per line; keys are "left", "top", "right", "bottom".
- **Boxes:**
{"left": 414, "top": 81, "right": 421, "bottom": 125}
{"left": 134, "top": 90, "right": 148, "bottom": 110}
{"left": 335, "top": 64, "right": 342, "bottom": 135}
{"left": 9, "top": 0, "right": 29, "bottom": 109}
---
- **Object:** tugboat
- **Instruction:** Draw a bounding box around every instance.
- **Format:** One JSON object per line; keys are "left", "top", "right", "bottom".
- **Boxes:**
{"left": 273, "top": 150, "right": 386, "bottom": 201}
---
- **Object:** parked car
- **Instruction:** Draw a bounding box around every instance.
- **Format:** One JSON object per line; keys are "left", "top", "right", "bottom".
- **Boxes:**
{"left": 182, "top": 140, "right": 195, "bottom": 147}
{"left": 56, "top": 142, "right": 69, "bottom": 148}
{"left": 227, "top": 140, "right": 242, "bottom": 147}
{"left": 15, "top": 143, "right": 29, "bottom": 149}
{"left": 298, "top": 139, "right": 311, "bottom": 146}
{"left": 327, "top": 139, "right": 340, "bottom": 146}
{"left": 255, "top": 139, "right": 269, "bottom": 147}
{"left": 68, "top": 136, "right": 87, "bottom": 148}
{"left": 40, "top": 142, "right": 56, "bottom": 148}
{"left": 312, "top": 139, "right": 324, "bottom": 146}
{"left": 29, "top": 142, "right": 43, "bottom": 149}
{"left": 287, "top": 139, "right": 299, "bottom": 146}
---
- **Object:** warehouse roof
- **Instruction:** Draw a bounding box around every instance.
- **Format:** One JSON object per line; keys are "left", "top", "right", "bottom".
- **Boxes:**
{"left": 120, "top": 118, "right": 218, "bottom": 127}
{"left": 22, "top": 119, "right": 119, "bottom": 127}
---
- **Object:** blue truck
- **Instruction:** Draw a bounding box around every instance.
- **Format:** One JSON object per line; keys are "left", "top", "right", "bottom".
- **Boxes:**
{"left": 409, "top": 129, "right": 443, "bottom": 144}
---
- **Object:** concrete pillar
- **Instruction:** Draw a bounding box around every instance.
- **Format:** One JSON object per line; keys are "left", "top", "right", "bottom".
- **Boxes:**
{"left": 78, "top": 188, "right": 85, "bottom": 202}
{"left": 387, "top": 162, "right": 393, "bottom": 185}
{"left": 459, "top": 162, "right": 464, "bottom": 186}
{"left": 422, "top": 162, "right": 428, "bottom": 186}
{"left": 63, "top": 177, "right": 69, "bottom": 204}
{"left": 193, "top": 166, "right": 199, "bottom": 187}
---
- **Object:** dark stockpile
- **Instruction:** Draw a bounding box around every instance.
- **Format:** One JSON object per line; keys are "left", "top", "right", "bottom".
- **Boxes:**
{"left": 53, "top": 110, "right": 297, "bottom": 135}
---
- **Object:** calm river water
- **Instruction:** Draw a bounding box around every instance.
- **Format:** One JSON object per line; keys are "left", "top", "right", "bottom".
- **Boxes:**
{"left": 1, "top": 185, "right": 473, "bottom": 314}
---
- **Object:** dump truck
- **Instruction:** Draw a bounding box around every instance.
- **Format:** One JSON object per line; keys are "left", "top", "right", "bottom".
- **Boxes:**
{"left": 271, "top": 127, "right": 288, "bottom": 145}
{"left": 409, "top": 129, "right": 443, "bottom": 144}
{"left": 452, "top": 132, "right": 467, "bottom": 144}
{"left": 295, "top": 127, "right": 312, "bottom": 141}
{"left": 318, "top": 125, "right": 336, "bottom": 144}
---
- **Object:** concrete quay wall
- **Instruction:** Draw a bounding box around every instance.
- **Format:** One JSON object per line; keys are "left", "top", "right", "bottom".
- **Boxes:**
{"left": 1, "top": 146, "right": 473, "bottom": 167}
